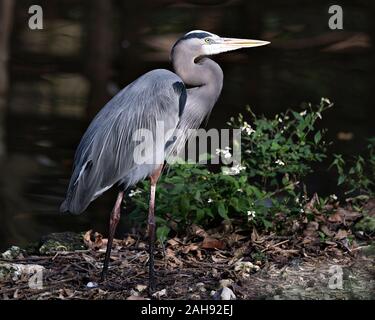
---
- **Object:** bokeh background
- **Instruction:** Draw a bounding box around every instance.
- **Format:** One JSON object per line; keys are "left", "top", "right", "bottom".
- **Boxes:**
{"left": 0, "top": 0, "right": 374, "bottom": 249}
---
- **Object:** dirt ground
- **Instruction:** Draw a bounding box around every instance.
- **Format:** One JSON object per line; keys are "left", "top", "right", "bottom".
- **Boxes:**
{"left": 0, "top": 231, "right": 374, "bottom": 300}
{"left": 1, "top": 198, "right": 374, "bottom": 300}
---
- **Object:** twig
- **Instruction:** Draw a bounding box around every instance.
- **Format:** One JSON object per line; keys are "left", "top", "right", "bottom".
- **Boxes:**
{"left": 261, "top": 240, "right": 289, "bottom": 252}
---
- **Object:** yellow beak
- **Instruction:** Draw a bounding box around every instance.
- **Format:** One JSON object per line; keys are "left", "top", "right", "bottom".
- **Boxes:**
{"left": 222, "top": 37, "right": 270, "bottom": 49}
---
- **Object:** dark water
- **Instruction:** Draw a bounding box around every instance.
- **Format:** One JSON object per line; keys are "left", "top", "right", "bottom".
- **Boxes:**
{"left": 1, "top": 0, "right": 374, "bottom": 249}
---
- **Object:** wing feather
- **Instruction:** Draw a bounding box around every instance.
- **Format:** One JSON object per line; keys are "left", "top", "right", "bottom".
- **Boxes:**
{"left": 61, "top": 69, "right": 185, "bottom": 214}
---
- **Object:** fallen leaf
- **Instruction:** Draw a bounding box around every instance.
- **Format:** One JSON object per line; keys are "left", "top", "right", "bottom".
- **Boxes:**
{"left": 305, "top": 193, "right": 320, "bottom": 212}
{"left": 320, "top": 225, "right": 334, "bottom": 237}
{"left": 201, "top": 237, "right": 225, "bottom": 250}
{"left": 122, "top": 235, "right": 136, "bottom": 247}
{"left": 167, "top": 238, "right": 180, "bottom": 247}
{"left": 138, "top": 242, "right": 146, "bottom": 249}
{"left": 165, "top": 248, "right": 184, "bottom": 267}
{"left": 190, "top": 225, "right": 208, "bottom": 238}
{"left": 328, "top": 212, "right": 343, "bottom": 223}
{"left": 83, "top": 230, "right": 106, "bottom": 250}
{"left": 334, "top": 229, "right": 348, "bottom": 240}
{"left": 211, "top": 254, "right": 227, "bottom": 263}
{"left": 302, "top": 222, "right": 320, "bottom": 244}
{"left": 328, "top": 208, "right": 362, "bottom": 224}
{"left": 182, "top": 244, "right": 200, "bottom": 254}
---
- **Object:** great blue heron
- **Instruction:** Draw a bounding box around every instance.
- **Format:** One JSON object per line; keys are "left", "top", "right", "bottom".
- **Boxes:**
{"left": 60, "top": 30, "right": 269, "bottom": 294}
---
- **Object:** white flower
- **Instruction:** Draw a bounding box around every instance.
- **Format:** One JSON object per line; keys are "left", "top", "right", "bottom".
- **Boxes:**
{"left": 299, "top": 110, "right": 307, "bottom": 116}
{"left": 129, "top": 189, "right": 142, "bottom": 197}
{"left": 240, "top": 121, "right": 255, "bottom": 136}
{"left": 275, "top": 159, "right": 285, "bottom": 166}
{"left": 245, "top": 150, "right": 252, "bottom": 154}
{"left": 223, "top": 164, "right": 246, "bottom": 175}
{"left": 330, "top": 194, "right": 338, "bottom": 201}
{"left": 295, "top": 197, "right": 300, "bottom": 204}
{"left": 207, "top": 198, "right": 213, "bottom": 203}
{"left": 278, "top": 118, "right": 283, "bottom": 123}
{"left": 247, "top": 210, "right": 256, "bottom": 221}
{"left": 237, "top": 189, "right": 243, "bottom": 193}
{"left": 300, "top": 208, "right": 304, "bottom": 213}
{"left": 321, "top": 97, "right": 331, "bottom": 105}
{"left": 216, "top": 147, "right": 232, "bottom": 159}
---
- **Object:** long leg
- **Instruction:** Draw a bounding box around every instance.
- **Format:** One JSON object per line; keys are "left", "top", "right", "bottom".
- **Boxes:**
{"left": 101, "top": 191, "right": 124, "bottom": 281}
{"left": 148, "top": 165, "right": 163, "bottom": 295}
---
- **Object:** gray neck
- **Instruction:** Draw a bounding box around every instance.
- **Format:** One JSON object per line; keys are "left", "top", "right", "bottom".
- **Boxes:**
{"left": 172, "top": 48, "right": 224, "bottom": 118}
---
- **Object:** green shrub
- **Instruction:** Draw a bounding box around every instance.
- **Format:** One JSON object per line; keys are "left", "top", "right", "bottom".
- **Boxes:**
{"left": 228, "top": 97, "right": 332, "bottom": 191}
{"left": 330, "top": 138, "right": 375, "bottom": 196}
{"left": 128, "top": 98, "right": 333, "bottom": 241}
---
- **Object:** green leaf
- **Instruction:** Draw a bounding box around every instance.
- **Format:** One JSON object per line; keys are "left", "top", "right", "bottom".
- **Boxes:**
{"left": 338, "top": 175, "right": 346, "bottom": 186}
{"left": 156, "top": 225, "right": 170, "bottom": 244}
{"left": 196, "top": 209, "right": 205, "bottom": 222}
{"left": 314, "top": 131, "right": 322, "bottom": 144}
{"left": 262, "top": 219, "right": 273, "bottom": 230}
{"left": 194, "top": 190, "right": 201, "bottom": 202}
{"left": 218, "top": 202, "right": 229, "bottom": 220}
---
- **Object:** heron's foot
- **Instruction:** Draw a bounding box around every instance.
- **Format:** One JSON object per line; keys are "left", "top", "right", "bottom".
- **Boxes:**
{"left": 100, "top": 267, "right": 108, "bottom": 282}
{"left": 148, "top": 283, "right": 156, "bottom": 296}
{"left": 148, "top": 270, "right": 156, "bottom": 296}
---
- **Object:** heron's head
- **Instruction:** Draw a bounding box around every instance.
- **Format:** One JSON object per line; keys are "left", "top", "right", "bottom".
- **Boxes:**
{"left": 171, "top": 30, "right": 270, "bottom": 59}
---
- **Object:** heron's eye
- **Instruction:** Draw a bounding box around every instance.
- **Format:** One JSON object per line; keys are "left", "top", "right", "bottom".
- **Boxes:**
{"left": 204, "top": 38, "right": 213, "bottom": 44}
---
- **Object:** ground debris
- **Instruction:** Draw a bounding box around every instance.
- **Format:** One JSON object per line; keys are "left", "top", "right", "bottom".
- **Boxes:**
{"left": 0, "top": 200, "right": 374, "bottom": 300}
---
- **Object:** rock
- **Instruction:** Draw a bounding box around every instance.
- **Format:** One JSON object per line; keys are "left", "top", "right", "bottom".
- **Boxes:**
{"left": 1, "top": 246, "right": 23, "bottom": 260}
{"left": 234, "top": 260, "right": 260, "bottom": 277}
{"left": 130, "top": 289, "right": 140, "bottom": 296}
{"left": 0, "top": 263, "right": 44, "bottom": 281}
{"left": 152, "top": 288, "right": 167, "bottom": 299}
{"left": 39, "top": 232, "right": 86, "bottom": 255}
{"left": 219, "top": 279, "right": 234, "bottom": 288}
{"left": 135, "top": 284, "right": 147, "bottom": 293}
{"left": 196, "top": 282, "right": 206, "bottom": 292}
{"left": 86, "top": 281, "right": 98, "bottom": 289}
{"left": 213, "top": 287, "right": 236, "bottom": 300}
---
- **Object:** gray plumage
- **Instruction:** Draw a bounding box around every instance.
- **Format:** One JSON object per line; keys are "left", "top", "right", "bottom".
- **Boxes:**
{"left": 61, "top": 70, "right": 185, "bottom": 214}
{"left": 60, "top": 30, "right": 269, "bottom": 214}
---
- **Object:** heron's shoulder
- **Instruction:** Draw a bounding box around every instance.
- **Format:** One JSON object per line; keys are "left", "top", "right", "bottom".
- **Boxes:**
{"left": 139, "top": 69, "right": 183, "bottom": 85}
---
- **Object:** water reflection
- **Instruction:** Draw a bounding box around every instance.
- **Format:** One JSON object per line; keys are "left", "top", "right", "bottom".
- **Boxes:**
{"left": 0, "top": 0, "right": 374, "bottom": 249}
